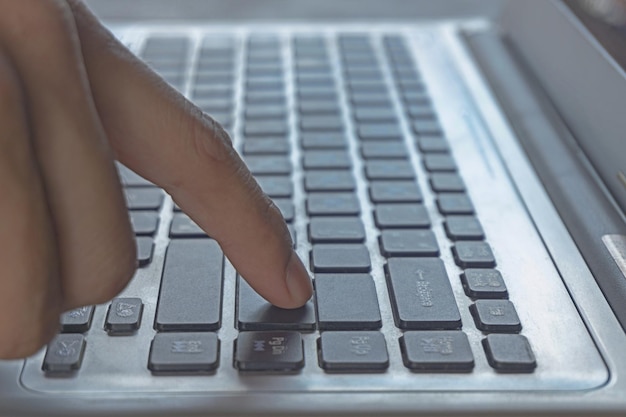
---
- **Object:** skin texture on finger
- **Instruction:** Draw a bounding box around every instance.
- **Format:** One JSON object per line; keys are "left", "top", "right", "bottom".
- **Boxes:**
{"left": 0, "top": 52, "right": 62, "bottom": 359}
{"left": 0, "top": 0, "right": 136, "bottom": 310}
{"left": 68, "top": 1, "right": 313, "bottom": 308}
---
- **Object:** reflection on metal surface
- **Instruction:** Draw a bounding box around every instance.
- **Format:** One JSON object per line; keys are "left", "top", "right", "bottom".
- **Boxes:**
{"left": 603, "top": 234, "right": 626, "bottom": 279}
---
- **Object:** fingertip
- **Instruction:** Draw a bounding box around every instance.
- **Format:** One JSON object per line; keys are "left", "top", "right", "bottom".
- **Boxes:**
{"left": 282, "top": 250, "right": 313, "bottom": 309}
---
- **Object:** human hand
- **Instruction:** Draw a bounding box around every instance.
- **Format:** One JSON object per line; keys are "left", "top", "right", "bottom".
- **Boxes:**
{"left": 0, "top": 0, "right": 312, "bottom": 359}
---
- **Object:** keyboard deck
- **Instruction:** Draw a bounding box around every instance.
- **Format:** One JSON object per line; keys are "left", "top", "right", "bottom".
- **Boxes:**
{"left": 20, "top": 24, "right": 606, "bottom": 394}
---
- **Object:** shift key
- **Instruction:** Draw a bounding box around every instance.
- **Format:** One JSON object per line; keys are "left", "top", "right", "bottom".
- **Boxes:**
{"left": 385, "top": 258, "right": 461, "bottom": 330}
{"left": 155, "top": 239, "right": 224, "bottom": 331}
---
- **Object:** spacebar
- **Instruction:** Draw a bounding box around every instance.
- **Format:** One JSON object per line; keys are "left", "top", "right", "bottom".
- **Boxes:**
{"left": 155, "top": 239, "right": 224, "bottom": 331}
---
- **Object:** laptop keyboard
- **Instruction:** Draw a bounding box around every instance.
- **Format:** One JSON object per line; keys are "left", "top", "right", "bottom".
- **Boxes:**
{"left": 22, "top": 27, "right": 606, "bottom": 393}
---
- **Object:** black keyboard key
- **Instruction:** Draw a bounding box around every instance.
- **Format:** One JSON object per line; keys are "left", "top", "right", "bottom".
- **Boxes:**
{"left": 482, "top": 334, "right": 536, "bottom": 373}
{"left": 298, "top": 100, "right": 341, "bottom": 115}
{"left": 304, "top": 170, "right": 356, "bottom": 192}
{"left": 300, "top": 116, "right": 344, "bottom": 132}
{"left": 170, "top": 213, "right": 206, "bottom": 238}
{"left": 364, "top": 160, "right": 415, "bottom": 180}
{"left": 273, "top": 198, "right": 295, "bottom": 222}
{"left": 237, "top": 278, "right": 316, "bottom": 331}
{"left": 407, "top": 104, "right": 436, "bottom": 120}
{"left": 243, "top": 139, "right": 289, "bottom": 155}
{"left": 244, "top": 106, "right": 287, "bottom": 120}
{"left": 235, "top": 331, "right": 304, "bottom": 372}
{"left": 315, "top": 274, "right": 381, "bottom": 330}
{"left": 374, "top": 204, "right": 430, "bottom": 229}
{"left": 243, "top": 121, "right": 288, "bottom": 138}
{"left": 301, "top": 133, "right": 347, "bottom": 149}
{"left": 379, "top": 230, "right": 439, "bottom": 257}
{"left": 105, "top": 298, "right": 143, "bottom": 335}
{"left": 125, "top": 188, "right": 164, "bottom": 210}
{"left": 361, "top": 142, "right": 408, "bottom": 159}
{"left": 307, "top": 193, "right": 360, "bottom": 216}
{"left": 148, "top": 333, "right": 220, "bottom": 374}
{"left": 347, "top": 80, "right": 387, "bottom": 94}
{"left": 444, "top": 216, "right": 485, "bottom": 240}
{"left": 60, "top": 306, "right": 94, "bottom": 333}
{"left": 403, "top": 90, "right": 431, "bottom": 106}
{"left": 309, "top": 217, "right": 366, "bottom": 243}
{"left": 255, "top": 176, "right": 293, "bottom": 198}
{"left": 423, "top": 154, "right": 457, "bottom": 172}
{"left": 452, "top": 241, "right": 496, "bottom": 268}
{"left": 245, "top": 156, "right": 291, "bottom": 175}
{"left": 303, "top": 150, "right": 351, "bottom": 169}
{"left": 42, "top": 334, "right": 86, "bottom": 374}
{"left": 437, "top": 194, "right": 474, "bottom": 215}
{"left": 461, "top": 269, "right": 508, "bottom": 299}
{"left": 470, "top": 300, "right": 521, "bottom": 333}
{"left": 369, "top": 181, "right": 422, "bottom": 203}
{"left": 129, "top": 211, "right": 159, "bottom": 236}
{"left": 156, "top": 239, "right": 224, "bottom": 331}
{"left": 136, "top": 237, "right": 154, "bottom": 267}
{"left": 385, "top": 258, "right": 461, "bottom": 330}
{"left": 417, "top": 137, "right": 450, "bottom": 153}
{"left": 400, "top": 331, "right": 474, "bottom": 372}
{"left": 353, "top": 107, "right": 396, "bottom": 123}
{"left": 310, "top": 244, "right": 371, "bottom": 273}
{"left": 430, "top": 173, "right": 466, "bottom": 193}
{"left": 357, "top": 124, "right": 403, "bottom": 141}
{"left": 298, "top": 88, "right": 338, "bottom": 102}
{"left": 318, "top": 331, "right": 389, "bottom": 372}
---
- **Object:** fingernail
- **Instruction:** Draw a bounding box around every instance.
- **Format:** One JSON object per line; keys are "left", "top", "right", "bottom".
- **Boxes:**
{"left": 285, "top": 252, "right": 313, "bottom": 307}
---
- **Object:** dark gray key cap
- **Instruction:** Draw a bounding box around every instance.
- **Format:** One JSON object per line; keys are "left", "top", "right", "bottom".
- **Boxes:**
{"left": 412, "top": 119, "right": 443, "bottom": 136}
{"left": 350, "top": 93, "right": 392, "bottom": 108}
{"left": 407, "top": 104, "right": 436, "bottom": 120}
{"left": 357, "top": 124, "right": 403, "bottom": 141}
{"left": 310, "top": 244, "right": 371, "bottom": 273}
{"left": 423, "top": 154, "right": 457, "bottom": 172}
{"left": 400, "top": 331, "right": 474, "bottom": 372}
{"left": 344, "top": 68, "right": 383, "bottom": 81}
{"left": 482, "top": 334, "right": 536, "bottom": 373}
{"left": 379, "top": 230, "right": 439, "bottom": 257}
{"left": 304, "top": 170, "right": 356, "bottom": 191}
{"left": 361, "top": 142, "right": 407, "bottom": 159}
{"left": 374, "top": 204, "right": 430, "bottom": 229}
{"left": 318, "top": 331, "right": 389, "bottom": 372}
{"left": 296, "top": 75, "right": 334, "bottom": 88}
{"left": 43, "top": 334, "right": 86, "bottom": 374}
{"left": 430, "top": 173, "right": 466, "bottom": 193}
{"left": 298, "top": 88, "right": 338, "bottom": 101}
{"left": 255, "top": 176, "right": 293, "bottom": 198}
{"left": 470, "top": 300, "right": 521, "bottom": 333}
{"left": 369, "top": 181, "right": 422, "bottom": 203}
{"left": 403, "top": 90, "right": 431, "bottom": 106}
{"left": 452, "top": 241, "right": 496, "bottom": 268}
{"left": 315, "top": 274, "right": 381, "bottom": 330}
{"left": 170, "top": 213, "right": 206, "bottom": 238}
{"left": 365, "top": 160, "right": 415, "bottom": 180}
{"left": 148, "top": 333, "right": 220, "bottom": 373}
{"left": 136, "top": 237, "right": 154, "bottom": 267}
{"left": 195, "top": 72, "right": 234, "bottom": 85}
{"left": 303, "top": 150, "right": 351, "bottom": 170}
{"left": 243, "top": 121, "right": 288, "bottom": 137}
{"left": 60, "top": 306, "right": 94, "bottom": 333}
{"left": 243, "top": 138, "right": 289, "bottom": 155}
{"left": 298, "top": 100, "right": 340, "bottom": 115}
{"left": 117, "top": 164, "right": 154, "bottom": 187}
{"left": 309, "top": 217, "right": 366, "bottom": 243}
{"left": 385, "top": 258, "right": 461, "bottom": 329}
{"left": 353, "top": 107, "right": 396, "bottom": 123}
{"left": 300, "top": 116, "right": 344, "bottom": 132}
{"left": 245, "top": 91, "right": 286, "bottom": 105}
{"left": 444, "top": 216, "right": 484, "bottom": 240}
{"left": 192, "top": 85, "right": 233, "bottom": 100}
{"left": 237, "top": 278, "right": 316, "bottom": 331}
{"left": 461, "top": 269, "right": 508, "bottom": 299}
{"left": 244, "top": 106, "right": 287, "bottom": 120}
{"left": 156, "top": 239, "right": 223, "bottom": 331}
{"left": 273, "top": 198, "right": 295, "bottom": 222}
{"left": 129, "top": 211, "right": 159, "bottom": 236}
{"left": 417, "top": 137, "right": 450, "bottom": 153}
{"left": 246, "top": 78, "right": 284, "bottom": 91}
{"left": 437, "top": 194, "right": 474, "bottom": 215}
{"left": 307, "top": 193, "right": 360, "bottom": 216}
{"left": 301, "top": 133, "right": 347, "bottom": 149}
{"left": 245, "top": 156, "right": 291, "bottom": 175}
{"left": 235, "top": 331, "right": 304, "bottom": 372}
{"left": 105, "top": 298, "right": 143, "bottom": 335}
{"left": 347, "top": 80, "right": 387, "bottom": 94}
{"left": 125, "top": 188, "right": 164, "bottom": 210}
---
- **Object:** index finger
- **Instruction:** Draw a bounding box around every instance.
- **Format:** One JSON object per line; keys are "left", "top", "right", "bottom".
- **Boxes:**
{"left": 68, "top": 2, "right": 313, "bottom": 308}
